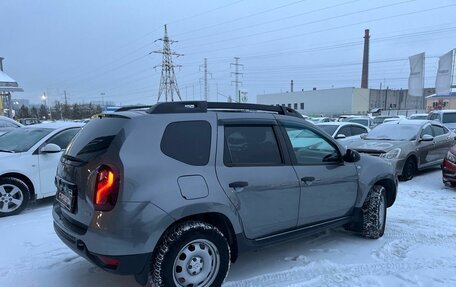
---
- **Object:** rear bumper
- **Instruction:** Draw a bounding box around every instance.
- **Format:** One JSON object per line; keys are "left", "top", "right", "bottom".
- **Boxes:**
{"left": 53, "top": 221, "right": 150, "bottom": 275}
{"left": 52, "top": 200, "right": 174, "bottom": 276}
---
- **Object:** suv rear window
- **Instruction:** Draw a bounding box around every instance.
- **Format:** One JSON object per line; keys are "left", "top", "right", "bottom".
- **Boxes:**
{"left": 161, "top": 121, "right": 211, "bottom": 166}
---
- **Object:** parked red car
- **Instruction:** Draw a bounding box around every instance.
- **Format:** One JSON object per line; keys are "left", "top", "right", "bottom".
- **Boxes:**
{"left": 442, "top": 145, "right": 456, "bottom": 187}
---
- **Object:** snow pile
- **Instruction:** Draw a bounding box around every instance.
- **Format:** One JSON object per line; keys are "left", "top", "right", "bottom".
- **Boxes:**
{"left": 1, "top": 169, "right": 456, "bottom": 286}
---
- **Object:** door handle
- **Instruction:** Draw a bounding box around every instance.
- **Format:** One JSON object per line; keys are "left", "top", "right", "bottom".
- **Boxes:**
{"left": 301, "top": 176, "right": 316, "bottom": 185}
{"left": 229, "top": 181, "right": 248, "bottom": 189}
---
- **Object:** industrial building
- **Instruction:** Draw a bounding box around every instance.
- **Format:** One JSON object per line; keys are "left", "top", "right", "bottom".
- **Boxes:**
{"left": 257, "top": 87, "right": 433, "bottom": 116}
{"left": 257, "top": 87, "right": 369, "bottom": 115}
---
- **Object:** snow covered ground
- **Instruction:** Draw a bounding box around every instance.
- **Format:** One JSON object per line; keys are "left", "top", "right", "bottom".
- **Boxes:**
{"left": 1, "top": 168, "right": 456, "bottom": 287}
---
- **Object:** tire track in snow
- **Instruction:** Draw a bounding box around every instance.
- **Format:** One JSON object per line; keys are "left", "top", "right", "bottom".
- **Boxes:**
{"left": 224, "top": 258, "right": 456, "bottom": 287}
{"left": 372, "top": 230, "right": 456, "bottom": 261}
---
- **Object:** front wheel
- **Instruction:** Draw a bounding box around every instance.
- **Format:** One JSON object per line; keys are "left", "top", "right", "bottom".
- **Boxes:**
{"left": 149, "top": 221, "right": 230, "bottom": 287}
{"left": 399, "top": 157, "right": 416, "bottom": 181}
{"left": 361, "top": 185, "right": 387, "bottom": 239}
{"left": 0, "top": 177, "right": 30, "bottom": 217}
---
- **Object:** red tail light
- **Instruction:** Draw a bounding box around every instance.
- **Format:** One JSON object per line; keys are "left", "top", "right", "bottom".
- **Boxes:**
{"left": 94, "top": 166, "right": 119, "bottom": 211}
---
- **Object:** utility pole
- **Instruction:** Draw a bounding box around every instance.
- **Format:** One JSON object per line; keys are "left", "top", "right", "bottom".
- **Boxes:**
{"left": 199, "top": 58, "right": 212, "bottom": 101}
{"left": 384, "top": 86, "right": 389, "bottom": 110}
{"left": 231, "top": 57, "right": 243, "bottom": 102}
{"left": 361, "top": 29, "right": 370, "bottom": 89}
{"left": 291, "top": 80, "right": 294, "bottom": 92}
{"left": 154, "top": 25, "right": 183, "bottom": 102}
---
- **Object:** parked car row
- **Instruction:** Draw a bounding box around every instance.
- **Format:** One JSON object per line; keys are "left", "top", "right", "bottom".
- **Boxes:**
{"left": 314, "top": 117, "right": 456, "bottom": 186}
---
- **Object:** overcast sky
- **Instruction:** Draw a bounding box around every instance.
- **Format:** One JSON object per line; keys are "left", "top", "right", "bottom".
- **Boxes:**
{"left": 1, "top": 0, "right": 456, "bottom": 105}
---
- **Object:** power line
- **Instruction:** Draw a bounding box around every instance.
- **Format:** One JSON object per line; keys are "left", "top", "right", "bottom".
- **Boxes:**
{"left": 174, "top": 0, "right": 311, "bottom": 37}
{"left": 179, "top": 0, "right": 360, "bottom": 42}
{"left": 183, "top": 3, "right": 455, "bottom": 54}
{"left": 180, "top": 0, "right": 415, "bottom": 50}
{"left": 169, "top": 0, "right": 246, "bottom": 26}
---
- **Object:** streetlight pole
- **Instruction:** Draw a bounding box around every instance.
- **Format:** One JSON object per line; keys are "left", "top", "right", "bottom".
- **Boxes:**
{"left": 41, "top": 92, "right": 51, "bottom": 120}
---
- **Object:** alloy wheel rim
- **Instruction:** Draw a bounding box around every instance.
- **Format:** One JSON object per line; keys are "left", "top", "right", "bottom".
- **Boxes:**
{"left": 173, "top": 239, "right": 220, "bottom": 287}
{"left": 0, "top": 184, "right": 24, "bottom": 213}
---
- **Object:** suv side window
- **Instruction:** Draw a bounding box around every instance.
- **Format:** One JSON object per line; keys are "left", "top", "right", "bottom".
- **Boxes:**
{"left": 47, "top": 128, "right": 81, "bottom": 150}
{"left": 161, "top": 121, "right": 211, "bottom": 166}
{"left": 224, "top": 125, "right": 282, "bottom": 166}
{"left": 284, "top": 125, "right": 340, "bottom": 165}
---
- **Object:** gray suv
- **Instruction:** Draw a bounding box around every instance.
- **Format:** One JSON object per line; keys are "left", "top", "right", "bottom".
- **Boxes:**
{"left": 53, "top": 102, "right": 397, "bottom": 287}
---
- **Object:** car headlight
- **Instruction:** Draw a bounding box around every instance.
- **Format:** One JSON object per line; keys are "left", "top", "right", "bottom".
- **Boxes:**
{"left": 446, "top": 151, "right": 456, "bottom": 163}
{"left": 380, "top": 148, "right": 401, "bottom": 159}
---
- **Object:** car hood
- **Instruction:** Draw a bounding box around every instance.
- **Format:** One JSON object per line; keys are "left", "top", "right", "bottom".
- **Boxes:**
{"left": 349, "top": 140, "right": 411, "bottom": 153}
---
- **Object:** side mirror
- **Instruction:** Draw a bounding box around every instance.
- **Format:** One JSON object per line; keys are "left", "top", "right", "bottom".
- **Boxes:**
{"left": 335, "top": 134, "right": 346, "bottom": 139}
{"left": 40, "top": 143, "right": 62, "bottom": 153}
{"left": 360, "top": 133, "right": 367, "bottom": 139}
{"left": 420, "top": 134, "right": 434, "bottom": 142}
{"left": 343, "top": 149, "right": 361, "bottom": 163}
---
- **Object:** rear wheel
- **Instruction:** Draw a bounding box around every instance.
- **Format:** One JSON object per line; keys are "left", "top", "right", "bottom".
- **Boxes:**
{"left": 0, "top": 177, "right": 30, "bottom": 217}
{"left": 149, "top": 221, "right": 230, "bottom": 287}
{"left": 361, "top": 185, "right": 387, "bottom": 239}
{"left": 399, "top": 157, "right": 416, "bottom": 181}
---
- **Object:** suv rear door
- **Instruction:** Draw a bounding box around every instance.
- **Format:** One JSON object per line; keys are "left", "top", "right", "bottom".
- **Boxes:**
{"left": 278, "top": 119, "right": 358, "bottom": 226}
{"left": 215, "top": 113, "right": 300, "bottom": 239}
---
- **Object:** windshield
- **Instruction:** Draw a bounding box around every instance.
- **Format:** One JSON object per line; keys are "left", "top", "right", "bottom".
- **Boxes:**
{"left": 365, "top": 124, "right": 419, "bottom": 141}
{"left": 442, "top": 113, "right": 456, "bottom": 124}
{"left": 0, "top": 128, "right": 53, "bottom": 153}
{"left": 317, "top": 125, "right": 338, "bottom": 136}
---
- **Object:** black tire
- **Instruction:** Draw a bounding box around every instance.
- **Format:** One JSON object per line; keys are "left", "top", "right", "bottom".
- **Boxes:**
{"left": 450, "top": 182, "right": 456, "bottom": 188}
{"left": 0, "top": 177, "right": 30, "bottom": 217}
{"left": 149, "top": 221, "right": 230, "bottom": 287}
{"left": 361, "top": 185, "right": 387, "bottom": 239}
{"left": 398, "top": 157, "right": 416, "bottom": 181}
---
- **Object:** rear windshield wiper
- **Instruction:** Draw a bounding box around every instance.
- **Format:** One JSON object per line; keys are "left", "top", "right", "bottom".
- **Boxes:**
{"left": 0, "top": 149, "right": 14, "bottom": 153}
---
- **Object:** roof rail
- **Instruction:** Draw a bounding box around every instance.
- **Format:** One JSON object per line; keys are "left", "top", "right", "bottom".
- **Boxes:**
{"left": 146, "top": 101, "right": 303, "bottom": 118}
{"left": 115, "top": 105, "right": 154, "bottom": 112}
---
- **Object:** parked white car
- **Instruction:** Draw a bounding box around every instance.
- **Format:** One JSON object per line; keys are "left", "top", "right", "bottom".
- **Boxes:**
{"left": 316, "top": 122, "right": 370, "bottom": 139}
{"left": 316, "top": 122, "right": 370, "bottom": 146}
{"left": 0, "top": 122, "right": 82, "bottom": 216}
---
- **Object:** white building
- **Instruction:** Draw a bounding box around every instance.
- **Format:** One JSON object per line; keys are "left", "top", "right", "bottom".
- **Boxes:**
{"left": 257, "top": 87, "right": 370, "bottom": 116}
